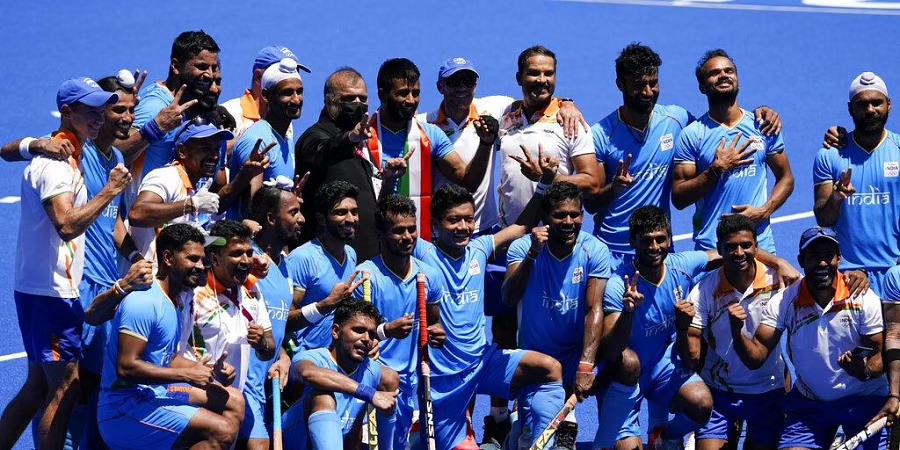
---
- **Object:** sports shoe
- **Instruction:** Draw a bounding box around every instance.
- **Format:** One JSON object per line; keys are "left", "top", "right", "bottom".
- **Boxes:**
{"left": 648, "top": 427, "right": 685, "bottom": 450}
{"left": 553, "top": 420, "right": 578, "bottom": 450}
{"left": 482, "top": 415, "right": 512, "bottom": 447}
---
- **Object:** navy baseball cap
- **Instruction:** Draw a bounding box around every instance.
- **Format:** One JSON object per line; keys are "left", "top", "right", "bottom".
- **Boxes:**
{"left": 174, "top": 118, "right": 234, "bottom": 147}
{"left": 56, "top": 77, "right": 118, "bottom": 110}
{"left": 799, "top": 227, "right": 839, "bottom": 252}
{"left": 438, "top": 57, "right": 479, "bottom": 79}
{"left": 253, "top": 45, "right": 311, "bottom": 73}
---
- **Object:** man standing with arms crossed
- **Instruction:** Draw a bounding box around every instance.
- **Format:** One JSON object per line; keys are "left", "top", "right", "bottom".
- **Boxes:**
{"left": 0, "top": 78, "right": 130, "bottom": 450}
{"left": 672, "top": 49, "right": 794, "bottom": 253}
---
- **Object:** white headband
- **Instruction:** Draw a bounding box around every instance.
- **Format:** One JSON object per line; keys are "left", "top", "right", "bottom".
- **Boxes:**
{"left": 849, "top": 71, "right": 888, "bottom": 101}
{"left": 262, "top": 58, "right": 302, "bottom": 91}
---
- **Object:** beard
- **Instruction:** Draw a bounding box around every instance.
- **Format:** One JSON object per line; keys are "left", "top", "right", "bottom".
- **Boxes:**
{"left": 707, "top": 85, "right": 739, "bottom": 105}
{"left": 388, "top": 101, "right": 417, "bottom": 121}
{"left": 183, "top": 77, "right": 219, "bottom": 111}
{"left": 623, "top": 92, "right": 658, "bottom": 114}
{"left": 852, "top": 110, "right": 889, "bottom": 133}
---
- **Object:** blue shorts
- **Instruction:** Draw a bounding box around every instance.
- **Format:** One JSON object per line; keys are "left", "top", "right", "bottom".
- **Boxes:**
{"left": 780, "top": 390, "right": 888, "bottom": 450}
{"left": 697, "top": 388, "right": 784, "bottom": 446}
{"left": 79, "top": 278, "right": 112, "bottom": 374}
{"left": 240, "top": 393, "right": 271, "bottom": 440}
{"left": 98, "top": 390, "right": 200, "bottom": 450}
{"left": 432, "top": 345, "right": 527, "bottom": 449}
{"left": 618, "top": 354, "right": 703, "bottom": 440}
{"left": 15, "top": 291, "right": 84, "bottom": 363}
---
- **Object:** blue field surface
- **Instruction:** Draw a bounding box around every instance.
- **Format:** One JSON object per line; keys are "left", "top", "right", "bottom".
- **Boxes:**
{"left": 2, "top": 1, "right": 900, "bottom": 448}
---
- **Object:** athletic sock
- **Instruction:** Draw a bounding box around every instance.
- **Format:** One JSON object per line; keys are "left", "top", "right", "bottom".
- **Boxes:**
{"left": 593, "top": 381, "right": 641, "bottom": 448}
{"left": 376, "top": 408, "right": 398, "bottom": 450}
{"left": 308, "top": 411, "right": 342, "bottom": 449}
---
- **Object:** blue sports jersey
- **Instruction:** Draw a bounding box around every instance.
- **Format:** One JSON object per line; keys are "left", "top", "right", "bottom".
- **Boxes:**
{"left": 133, "top": 83, "right": 176, "bottom": 177}
{"left": 82, "top": 140, "right": 126, "bottom": 287}
{"left": 244, "top": 245, "right": 292, "bottom": 404}
{"left": 378, "top": 121, "right": 455, "bottom": 161}
{"left": 593, "top": 104, "right": 693, "bottom": 255}
{"left": 230, "top": 120, "right": 294, "bottom": 183}
{"left": 603, "top": 251, "right": 709, "bottom": 378}
{"left": 812, "top": 132, "right": 900, "bottom": 270}
{"left": 99, "top": 281, "right": 183, "bottom": 397}
{"left": 673, "top": 109, "right": 785, "bottom": 252}
{"left": 286, "top": 239, "right": 357, "bottom": 352}
{"left": 287, "top": 347, "right": 383, "bottom": 438}
{"left": 353, "top": 256, "right": 446, "bottom": 377}
{"left": 882, "top": 265, "right": 900, "bottom": 304}
{"left": 413, "top": 236, "right": 494, "bottom": 375}
{"left": 508, "top": 232, "right": 611, "bottom": 366}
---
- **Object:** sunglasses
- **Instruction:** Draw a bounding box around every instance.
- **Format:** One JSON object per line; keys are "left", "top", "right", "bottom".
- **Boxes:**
{"left": 445, "top": 76, "right": 477, "bottom": 88}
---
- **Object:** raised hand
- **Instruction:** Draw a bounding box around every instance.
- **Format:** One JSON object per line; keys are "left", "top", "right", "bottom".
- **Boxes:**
{"left": 674, "top": 299, "right": 695, "bottom": 331}
{"left": 323, "top": 271, "right": 364, "bottom": 308}
{"left": 832, "top": 168, "right": 856, "bottom": 201}
{"left": 473, "top": 114, "right": 499, "bottom": 145}
{"left": 622, "top": 273, "right": 644, "bottom": 313}
{"left": 727, "top": 302, "right": 747, "bottom": 329}
{"left": 212, "top": 351, "right": 235, "bottom": 386}
{"left": 292, "top": 171, "right": 310, "bottom": 199}
{"left": 837, "top": 350, "right": 869, "bottom": 381}
{"left": 119, "top": 259, "right": 154, "bottom": 293}
{"left": 130, "top": 70, "right": 148, "bottom": 101}
{"left": 538, "top": 146, "right": 559, "bottom": 183}
{"left": 509, "top": 144, "right": 543, "bottom": 182}
{"left": 529, "top": 225, "right": 549, "bottom": 256}
{"left": 711, "top": 132, "right": 756, "bottom": 176}
{"left": 240, "top": 138, "right": 274, "bottom": 178}
{"left": 156, "top": 85, "right": 199, "bottom": 132}
{"left": 823, "top": 126, "right": 847, "bottom": 149}
{"left": 191, "top": 187, "right": 220, "bottom": 215}
{"left": 348, "top": 112, "right": 372, "bottom": 145}
{"left": 753, "top": 107, "right": 782, "bottom": 136}
{"left": 106, "top": 164, "right": 133, "bottom": 196}
{"left": 612, "top": 154, "right": 635, "bottom": 195}
{"left": 249, "top": 253, "right": 269, "bottom": 279}
{"left": 382, "top": 147, "right": 416, "bottom": 180}
{"left": 184, "top": 354, "right": 215, "bottom": 388}
{"left": 247, "top": 323, "right": 265, "bottom": 350}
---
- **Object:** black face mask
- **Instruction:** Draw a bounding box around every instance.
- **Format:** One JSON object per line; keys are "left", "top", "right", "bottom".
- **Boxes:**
{"left": 334, "top": 101, "right": 368, "bottom": 130}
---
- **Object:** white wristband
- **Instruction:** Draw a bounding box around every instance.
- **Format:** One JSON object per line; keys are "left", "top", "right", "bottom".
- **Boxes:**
{"left": 376, "top": 323, "right": 388, "bottom": 341}
{"left": 301, "top": 303, "right": 325, "bottom": 324}
{"left": 19, "top": 137, "right": 35, "bottom": 160}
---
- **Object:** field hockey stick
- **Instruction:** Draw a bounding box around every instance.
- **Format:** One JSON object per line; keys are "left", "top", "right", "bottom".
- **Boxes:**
{"left": 835, "top": 417, "right": 888, "bottom": 450}
{"left": 362, "top": 271, "right": 379, "bottom": 450}
{"left": 272, "top": 376, "right": 283, "bottom": 450}
{"left": 528, "top": 393, "right": 578, "bottom": 450}
{"left": 418, "top": 273, "right": 436, "bottom": 450}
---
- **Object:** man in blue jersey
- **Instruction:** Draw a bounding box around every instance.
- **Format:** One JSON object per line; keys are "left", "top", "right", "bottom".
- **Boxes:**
{"left": 283, "top": 300, "right": 400, "bottom": 449}
{"left": 353, "top": 194, "right": 447, "bottom": 450}
{"left": 414, "top": 167, "right": 569, "bottom": 449}
{"left": 121, "top": 30, "right": 223, "bottom": 180}
{"left": 597, "top": 207, "right": 799, "bottom": 450}
{"left": 97, "top": 223, "right": 246, "bottom": 449}
{"left": 589, "top": 44, "right": 777, "bottom": 268}
{"left": 238, "top": 184, "right": 305, "bottom": 449}
{"left": 672, "top": 49, "right": 794, "bottom": 253}
{"left": 814, "top": 72, "right": 900, "bottom": 297}
{"left": 230, "top": 58, "right": 305, "bottom": 218}
{"left": 286, "top": 180, "right": 365, "bottom": 354}
{"left": 503, "top": 181, "right": 612, "bottom": 449}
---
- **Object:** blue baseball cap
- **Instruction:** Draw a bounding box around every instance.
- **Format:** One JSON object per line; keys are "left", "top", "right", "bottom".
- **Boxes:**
{"left": 799, "top": 227, "right": 839, "bottom": 252}
{"left": 174, "top": 119, "right": 235, "bottom": 147}
{"left": 56, "top": 77, "right": 118, "bottom": 111}
{"left": 438, "top": 57, "right": 479, "bottom": 79}
{"left": 253, "top": 45, "right": 311, "bottom": 73}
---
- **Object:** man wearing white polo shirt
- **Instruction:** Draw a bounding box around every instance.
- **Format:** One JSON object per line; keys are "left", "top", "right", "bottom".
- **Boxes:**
{"left": 732, "top": 227, "right": 889, "bottom": 450}
{"left": 0, "top": 78, "right": 128, "bottom": 449}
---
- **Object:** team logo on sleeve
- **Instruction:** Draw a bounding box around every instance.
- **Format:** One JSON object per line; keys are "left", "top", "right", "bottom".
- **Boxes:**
{"left": 885, "top": 162, "right": 899, "bottom": 177}
{"left": 572, "top": 267, "right": 584, "bottom": 284}
{"left": 660, "top": 134, "right": 674, "bottom": 152}
{"left": 468, "top": 259, "right": 481, "bottom": 276}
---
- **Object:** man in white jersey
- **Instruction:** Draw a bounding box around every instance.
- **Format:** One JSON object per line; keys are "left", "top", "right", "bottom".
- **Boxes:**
{"left": 732, "top": 227, "right": 889, "bottom": 450}
{"left": 0, "top": 78, "right": 129, "bottom": 450}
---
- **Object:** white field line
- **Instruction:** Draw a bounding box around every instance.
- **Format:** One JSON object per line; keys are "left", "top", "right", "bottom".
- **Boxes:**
{"left": 556, "top": 0, "right": 900, "bottom": 16}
